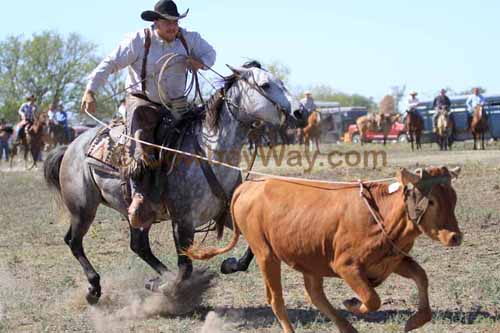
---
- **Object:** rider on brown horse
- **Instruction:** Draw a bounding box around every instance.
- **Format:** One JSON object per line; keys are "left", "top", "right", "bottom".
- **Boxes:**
{"left": 15, "top": 95, "right": 38, "bottom": 143}
{"left": 80, "top": 0, "right": 216, "bottom": 229}
{"left": 405, "top": 91, "right": 423, "bottom": 122}
{"left": 466, "top": 87, "right": 487, "bottom": 128}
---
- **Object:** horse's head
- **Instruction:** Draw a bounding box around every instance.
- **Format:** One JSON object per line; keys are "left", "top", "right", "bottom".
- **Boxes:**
{"left": 226, "top": 65, "right": 307, "bottom": 129}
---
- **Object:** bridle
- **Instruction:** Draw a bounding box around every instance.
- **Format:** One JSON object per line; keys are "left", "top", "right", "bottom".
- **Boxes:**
{"left": 218, "top": 71, "right": 291, "bottom": 129}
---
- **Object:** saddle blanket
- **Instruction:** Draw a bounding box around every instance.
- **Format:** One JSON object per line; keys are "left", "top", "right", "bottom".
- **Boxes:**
{"left": 86, "top": 120, "right": 130, "bottom": 171}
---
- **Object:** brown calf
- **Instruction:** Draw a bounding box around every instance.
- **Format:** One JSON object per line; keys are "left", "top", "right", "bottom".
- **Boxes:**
{"left": 187, "top": 166, "right": 462, "bottom": 333}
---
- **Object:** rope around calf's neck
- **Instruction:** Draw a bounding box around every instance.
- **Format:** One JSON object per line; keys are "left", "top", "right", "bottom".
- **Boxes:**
{"left": 358, "top": 180, "right": 412, "bottom": 258}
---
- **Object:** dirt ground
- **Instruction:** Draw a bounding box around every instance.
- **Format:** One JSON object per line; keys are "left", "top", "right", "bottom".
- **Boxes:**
{"left": 0, "top": 141, "right": 499, "bottom": 333}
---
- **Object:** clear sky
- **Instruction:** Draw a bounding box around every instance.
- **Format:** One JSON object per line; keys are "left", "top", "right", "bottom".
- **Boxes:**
{"left": 1, "top": 0, "right": 498, "bottom": 102}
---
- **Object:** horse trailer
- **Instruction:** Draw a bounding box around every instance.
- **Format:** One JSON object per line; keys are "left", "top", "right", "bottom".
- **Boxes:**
{"left": 414, "top": 94, "right": 500, "bottom": 142}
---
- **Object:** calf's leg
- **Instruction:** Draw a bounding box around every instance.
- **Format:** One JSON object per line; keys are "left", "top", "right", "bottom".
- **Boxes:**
{"left": 394, "top": 258, "right": 432, "bottom": 332}
{"left": 303, "top": 274, "right": 357, "bottom": 333}
{"left": 335, "top": 265, "right": 381, "bottom": 315}
{"left": 256, "top": 254, "right": 294, "bottom": 333}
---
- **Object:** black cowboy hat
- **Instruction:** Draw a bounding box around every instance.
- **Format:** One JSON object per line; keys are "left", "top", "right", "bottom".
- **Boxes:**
{"left": 141, "top": 0, "right": 189, "bottom": 22}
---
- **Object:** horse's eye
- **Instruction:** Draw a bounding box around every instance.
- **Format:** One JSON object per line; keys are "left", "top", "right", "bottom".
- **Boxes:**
{"left": 429, "top": 200, "right": 435, "bottom": 206}
{"left": 260, "top": 83, "right": 270, "bottom": 90}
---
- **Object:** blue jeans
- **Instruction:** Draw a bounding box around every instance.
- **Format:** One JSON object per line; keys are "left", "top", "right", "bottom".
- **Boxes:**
{"left": 0, "top": 139, "right": 9, "bottom": 161}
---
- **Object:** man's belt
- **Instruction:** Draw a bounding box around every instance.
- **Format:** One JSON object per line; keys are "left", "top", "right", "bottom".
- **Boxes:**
{"left": 130, "top": 93, "right": 162, "bottom": 107}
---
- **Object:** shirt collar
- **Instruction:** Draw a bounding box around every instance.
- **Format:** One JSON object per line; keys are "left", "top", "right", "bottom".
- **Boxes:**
{"left": 151, "top": 25, "right": 182, "bottom": 47}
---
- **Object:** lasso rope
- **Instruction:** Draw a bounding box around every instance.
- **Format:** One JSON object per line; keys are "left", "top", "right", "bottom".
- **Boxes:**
{"left": 84, "top": 110, "right": 397, "bottom": 185}
{"left": 84, "top": 52, "right": 396, "bottom": 186}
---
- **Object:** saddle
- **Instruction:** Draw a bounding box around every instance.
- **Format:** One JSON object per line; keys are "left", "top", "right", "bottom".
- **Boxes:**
{"left": 86, "top": 107, "right": 203, "bottom": 205}
{"left": 86, "top": 118, "right": 130, "bottom": 172}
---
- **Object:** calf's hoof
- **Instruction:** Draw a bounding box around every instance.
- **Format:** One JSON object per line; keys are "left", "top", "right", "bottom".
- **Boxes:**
{"left": 220, "top": 257, "right": 239, "bottom": 274}
{"left": 343, "top": 298, "right": 364, "bottom": 315}
{"left": 404, "top": 310, "right": 432, "bottom": 332}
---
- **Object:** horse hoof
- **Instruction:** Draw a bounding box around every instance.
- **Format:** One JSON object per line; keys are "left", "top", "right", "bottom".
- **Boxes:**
{"left": 145, "top": 276, "right": 161, "bottom": 292}
{"left": 220, "top": 257, "right": 239, "bottom": 274}
{"left": 86, "top": 289, "right": 101, "bottom": 305}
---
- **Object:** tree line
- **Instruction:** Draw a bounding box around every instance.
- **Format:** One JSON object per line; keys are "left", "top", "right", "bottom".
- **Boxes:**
{"left": 0, "top": 31, "right": 124, "bottom": 123}
{"left": 1, "top": 31, "right": 486, "bottom": 123}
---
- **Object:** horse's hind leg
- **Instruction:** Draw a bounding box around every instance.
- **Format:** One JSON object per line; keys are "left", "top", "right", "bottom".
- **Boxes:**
{"left": 303, "top": 274, "right": 357, "bottom": 333}
{"left": 172, "top": 219, "right": 195, "bottom": 281}
{"left": 130, "top": 226, "right": 169, "bottom": 291}
{"left": 65, "top": 208, "right": 101, "bottom": 304}
{"left": 221, "top": 246, "right": 254, "bottom": 274}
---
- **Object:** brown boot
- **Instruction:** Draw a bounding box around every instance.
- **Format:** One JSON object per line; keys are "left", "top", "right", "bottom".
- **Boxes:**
{"left": 128, "top": 193, "right": 156, "bottom": 229}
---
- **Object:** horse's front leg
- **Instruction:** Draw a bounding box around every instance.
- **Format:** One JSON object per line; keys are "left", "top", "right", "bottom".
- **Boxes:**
{"left": 172, "top": 219, "right": 194, "bottom": 281}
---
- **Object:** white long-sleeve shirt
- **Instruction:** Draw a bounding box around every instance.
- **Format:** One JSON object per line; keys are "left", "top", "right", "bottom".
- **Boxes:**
{"left": 86, "top": 27, "right": 216, "bottom": 103}
{"left": 406, "top": 97, "right": 420, "bottom": 111}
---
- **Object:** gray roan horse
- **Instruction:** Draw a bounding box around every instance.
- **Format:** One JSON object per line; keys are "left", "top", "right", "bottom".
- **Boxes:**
{"left": 43, "top": 65, "right": 306, "bottom": 304}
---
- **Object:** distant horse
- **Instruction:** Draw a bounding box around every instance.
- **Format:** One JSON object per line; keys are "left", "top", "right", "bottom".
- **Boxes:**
{"left": 376, "top": 113, "right": 400, "bottom": 146}
{"left": 355, "top": 114, "right": 377, "bottom": 145}
{"left": 301, "top": 110, "right": 321, "bottom": 153}
{"left": 49, "top": 122, "right": 75, "bottom": 148}
{"left": 43, "top": 65, "right": 306, "bottom": 305}
{"left": 248, "top": 123, "right": 289, "bottom": 151}
{"left": 405, "top": 111, "right": 423, "bottom": 151}
{"left": 436, "top": 109, "right": 453, "bottom": 151}
{"left": 471, "top": 105, "right": 488, "bottom": 150}
{"left": 10, "top": 112, "right": 47, "bottom": 169}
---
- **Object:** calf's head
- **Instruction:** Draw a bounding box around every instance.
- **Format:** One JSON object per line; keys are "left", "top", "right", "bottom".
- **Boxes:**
{"left": 397, "top": 166, "right": 462, "bottom": 247}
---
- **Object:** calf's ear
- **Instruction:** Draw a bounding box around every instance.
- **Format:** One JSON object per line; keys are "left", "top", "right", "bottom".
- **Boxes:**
{"left": 396, "top": 168, "right": 420, "bottom": 186}
{"left": 449, "top": 166, "right": 461, "bottom": 180}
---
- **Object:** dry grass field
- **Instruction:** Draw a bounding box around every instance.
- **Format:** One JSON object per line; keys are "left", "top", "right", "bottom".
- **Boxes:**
{"left": 1, "top": 141, "right": 499, "bottom": 332}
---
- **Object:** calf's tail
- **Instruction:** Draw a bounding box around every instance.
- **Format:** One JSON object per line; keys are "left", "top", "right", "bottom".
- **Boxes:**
{"left": 185, "top": 190, "right": 242, "bottom": 260}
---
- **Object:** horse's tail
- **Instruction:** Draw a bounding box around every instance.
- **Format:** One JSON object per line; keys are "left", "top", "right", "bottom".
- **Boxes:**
{"left": 43, "top": 145, "right": 67, "bottom": 194}
{"left": 185, "top": 189, "right": 243, "bottom": 261}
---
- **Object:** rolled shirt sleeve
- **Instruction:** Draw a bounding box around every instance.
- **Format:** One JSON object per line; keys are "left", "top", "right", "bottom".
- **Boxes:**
{"left": 86, "top": 32, "right": 142, "bottom": 93}
{"left": 84, "top": 28, "right": 216, "bottom": 102}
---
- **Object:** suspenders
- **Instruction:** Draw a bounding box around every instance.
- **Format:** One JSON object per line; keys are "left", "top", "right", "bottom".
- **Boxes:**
{"left": 140, "top": 28, "right": 152, "bottom": 95}
{"left": 140, "top": 28, "right": 190, "bottom": 96}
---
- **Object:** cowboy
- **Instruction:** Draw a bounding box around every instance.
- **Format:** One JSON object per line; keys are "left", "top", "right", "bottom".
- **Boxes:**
{"left": 465, "top": 87, "right": 487, "bottom": 127}
{"left": 404, "top": 91, "right": 422, "bottom": 123}
{"left": 432, "top": 89, "right": 451, "bottom": 132}
{"left": 16, "top": 95, "right": 38, "bottom": 142}
{"left": 54, "top": 106, "right": 71, "bottom": 142}
{"left": 47, "top": 104, "right": 57, "bottom": 126}
{"left": 0, "top": 118, "right": 12, "bottom": 161}
{"left": 80, "top": 0, "right": 216, "bottom": 228}
{"left": 300, "top": 91, "right": 317, "bottom": 113}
